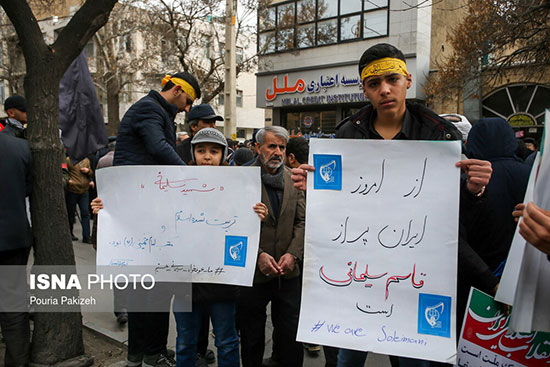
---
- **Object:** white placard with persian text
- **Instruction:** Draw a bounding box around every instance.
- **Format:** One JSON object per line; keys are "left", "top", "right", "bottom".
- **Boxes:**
{"left": 297, "top": 139, "right": 461, "bottom": 363}
{"left": 96, "top": 166, "right": 261, "bottom": 285}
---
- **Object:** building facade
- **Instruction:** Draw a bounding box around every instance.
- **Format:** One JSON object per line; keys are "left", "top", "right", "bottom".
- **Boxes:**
{"left": 256, "top": 0, "right": 549, "bottom": 141}
{"left": 428, "top": 0, "right": 549, "bottom": 141}
{"left": 256, "top": 0, "right": 432, "bottom": 137}
{"left": 0, "top": 1, "right": 266, "bottom": 141}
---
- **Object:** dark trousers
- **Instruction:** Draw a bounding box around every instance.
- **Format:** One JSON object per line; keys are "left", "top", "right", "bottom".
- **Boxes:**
{"left": 237, "top": 276, "right": 303, "bottom": 367}
{"left": 323, "top": 346, "right": 338, "bottom": 367}
{"left": 0, "top": 247, "right": 31, "bottom": 367}
{"left": 128, "top": 312, "right": 170, "bottom": 358}
{"left": 65, "top": 191, "right": 91, "bottom": 239}
{"left": 127, "top": 283, "right": 173, "bottom": 360}
{"left": 197, "top": 307, "right": 210, "bottom": 355}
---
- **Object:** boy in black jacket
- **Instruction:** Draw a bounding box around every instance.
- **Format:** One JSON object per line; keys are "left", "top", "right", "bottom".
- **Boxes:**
{"left": 291, "top": 43, "right": 497, "bottom": 367}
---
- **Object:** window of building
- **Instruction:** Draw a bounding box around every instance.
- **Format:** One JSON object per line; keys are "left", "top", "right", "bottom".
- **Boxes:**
{"left": 296, "top": 24, "right": 315, "bottom": 48}
{"left": 340, "top": 14, "right": 361, "bottom": 41}
{"left": 259, "top": 32, "right": 276, "bottom": 53}
{"left": 237, "top": 129, "right": 246, "bottom": 139}
{"left": 201, "top": 34, "right": 212, "bottom": 58}
{"left": 237, "top": 90, "right": 243, "bottom": 107}
{"left": 217, "top": 90, "right": 243, "bottom": 107}
{"left": 259, "top": 6, "right": 276, "bottom": 31}
{"left": 318, "top": 0, "right": 338, "bottom": 19}
{"left": 283, "top": 109, "right": 338, "bottom": 135}
{"left": 341, "top": 0, "right": 362, "bottom": 15}
{"left": 219, "top": 44, "right": 244, "bottom": 64}
{"left": 363, "top": 9, "right": 387, "bottom": 38}
{"left": 258, "top": 0, "right": 388, "bottom": 54}
{"left": 297, "top": 0, "right": 316, "bottom": 23}
{"left": 236, "top": 47, "right": 244, "bottom": 64}
{"left": 482, "top": 84, "right": 550, "bottom": 126}
{"left": 364, "top": 0, "right": 388, "bottom": 11}
{"left": 317, "top": 19, "right": 338, "bottom": 45}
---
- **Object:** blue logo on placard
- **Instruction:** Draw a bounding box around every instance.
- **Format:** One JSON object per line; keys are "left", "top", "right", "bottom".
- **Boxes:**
{"left": 417, "top": 293, "right": 451, "bottom": 338}
{"left": 224, "top": 236, "right": 247, "bottom": 267}
{"left": 313, "top": 154, "right": 342, "bottom": 190}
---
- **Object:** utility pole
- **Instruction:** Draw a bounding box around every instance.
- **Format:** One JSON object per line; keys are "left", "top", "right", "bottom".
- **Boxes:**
{"left": 224, "top": 0, "right": 237, "bottom": 140}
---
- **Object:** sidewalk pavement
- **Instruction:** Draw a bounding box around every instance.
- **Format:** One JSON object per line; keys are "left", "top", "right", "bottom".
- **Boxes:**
{"left": 71, "top": 221, "right": 390, "bottom": 367}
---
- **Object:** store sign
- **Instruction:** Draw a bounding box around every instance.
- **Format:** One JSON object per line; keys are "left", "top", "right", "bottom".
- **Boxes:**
{"left": 256, "top": 65, "right": 367, "bottom": 108}
{"left": 508, "top": 113, "right": 536, "bottom": 127}
{"left": 303, "top": 115, "right": 314, "bottom": 128}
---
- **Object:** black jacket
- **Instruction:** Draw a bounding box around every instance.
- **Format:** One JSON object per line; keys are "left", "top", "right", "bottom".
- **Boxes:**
{"left": 175, "top": 137, "right": 193, "bottom": 164}
{"left": 0, "top": 133, "right": 32, "bottom": 251}
{"left": 114, "top": 90, "right": 185, "bottom": 166}
{"left": 0, "top": 119, "right": 26, "bottom": 139}
{"left": 335, "top": 102, "right": 499, "bottom": 295}
{"left": 465, "top": 118, "right": 531, "bottom": 271}
{"left": 336, "top": 102, "right": 461, "bottom": 141}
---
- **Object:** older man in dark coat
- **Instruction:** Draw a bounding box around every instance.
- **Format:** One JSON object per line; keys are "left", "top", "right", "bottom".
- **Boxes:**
{"left": 237, "top": 126, "right": 306, "bottom": 367}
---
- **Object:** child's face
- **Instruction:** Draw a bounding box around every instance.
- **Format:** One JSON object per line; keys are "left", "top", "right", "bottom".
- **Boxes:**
{"left": 194, "top": 142, "right": 223, "bottom": 166}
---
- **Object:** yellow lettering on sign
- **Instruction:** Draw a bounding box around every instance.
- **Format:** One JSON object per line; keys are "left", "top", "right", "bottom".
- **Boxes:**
{"left": 508, "top": 114, "right": 535, "bottom": 127}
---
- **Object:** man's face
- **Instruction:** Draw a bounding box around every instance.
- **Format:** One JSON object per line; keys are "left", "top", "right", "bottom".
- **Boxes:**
{"left": 259, "top": 132, "right": 286, "bottom": 173}
{"left": 173, "top": 87, "right": 195, "bottom": 113}
{"left": 362, "top": 72, "right": 411, "bottom": 117}
{"left": 7, "top": 108, "right": 27, "bottom": 124}
{"left": 191, "top": 120, "right": 216, "bottom": 135}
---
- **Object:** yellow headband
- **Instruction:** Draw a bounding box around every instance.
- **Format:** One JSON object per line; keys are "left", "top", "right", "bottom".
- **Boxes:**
{"left": 161, "top": 75, "right": 197, "bottom": 100}
{"left": 360, "top": 57, "right": 409, "bottom": 82}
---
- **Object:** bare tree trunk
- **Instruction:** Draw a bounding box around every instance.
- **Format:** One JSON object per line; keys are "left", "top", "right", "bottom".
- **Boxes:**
{"left": 107, "top": 76, "right": 120, "bottom": 136}
{"left": 0, "top": 0, "right": 118, "bottom": 364}
{"left": 25, "top": 57, "right": 86, "bottom": 365}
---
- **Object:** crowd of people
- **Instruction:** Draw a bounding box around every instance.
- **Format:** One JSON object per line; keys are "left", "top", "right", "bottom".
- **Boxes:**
{"left": 1, "top": 42, "right": 550, "bottom": 367}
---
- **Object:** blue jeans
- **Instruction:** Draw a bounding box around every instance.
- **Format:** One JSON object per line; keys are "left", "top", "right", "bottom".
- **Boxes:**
{"left": 337, "top": 349, "right": 430, "bottom": 367}
{"left": 174, "top": 301, "right": 239, "bottom": 367}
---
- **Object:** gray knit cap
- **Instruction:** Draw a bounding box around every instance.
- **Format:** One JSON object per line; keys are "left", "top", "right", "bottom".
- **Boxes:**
{"left": 190, "top": 128, "right": 228, "bottom": 163}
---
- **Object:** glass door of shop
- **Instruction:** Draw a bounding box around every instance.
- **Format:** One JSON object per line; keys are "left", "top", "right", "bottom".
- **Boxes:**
{"left": 283, "top": 109, "right": 337, "bottom": 138}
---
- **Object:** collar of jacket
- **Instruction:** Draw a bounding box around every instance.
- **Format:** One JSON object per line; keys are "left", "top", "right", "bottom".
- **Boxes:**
{"left": 148, "top": 90, "right": 179, "bottom": 119}
{"left": 337, "top": 101, "right": 461, "bottom": 141}
{"left": 7, "top": 117, "right": 24, "bottom": 131}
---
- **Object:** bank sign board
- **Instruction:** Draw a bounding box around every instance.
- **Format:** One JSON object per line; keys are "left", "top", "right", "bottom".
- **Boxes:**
{"left": 256, "top": 65, "right": 367, "bottom": 108}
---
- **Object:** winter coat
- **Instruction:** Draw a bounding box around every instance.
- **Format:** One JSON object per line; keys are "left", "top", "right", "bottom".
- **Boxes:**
{"left": 254, "top": 160, "right": 306, "bottom": 284}
{"left": 335, "top": 102, "right": 499, "bottom": 296}
{"left": 114, "top": 90, "right": 185, "bottom": 166}
{"left": 66, "top": 157, "right": 93, "bottom": 194}
{"left": 465, "top": 117, "right": 531, "bottom": 271}
{"left": 336, "top": 102, "right": 462, "bottom": 141}
{"left": 0, "top": 118, "right": 25, "bottom": 139}
{"left": 175, "top": 138, "right": 193, "bottom": 165}
{"left": 0, "top": 133, "right": 32, "bottom": 251}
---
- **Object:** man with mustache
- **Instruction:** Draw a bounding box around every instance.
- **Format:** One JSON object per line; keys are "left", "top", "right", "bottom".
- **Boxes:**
{"left": 237, "top": 126, "right": 306, "bottom": 367}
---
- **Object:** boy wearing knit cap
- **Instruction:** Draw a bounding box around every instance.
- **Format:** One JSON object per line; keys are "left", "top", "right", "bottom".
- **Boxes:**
{"left": 173, "top": 128, "right": 267, "bottom": 367}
